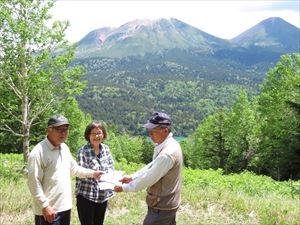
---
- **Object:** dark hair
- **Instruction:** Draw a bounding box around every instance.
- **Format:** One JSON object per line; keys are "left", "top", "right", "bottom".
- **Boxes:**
{"left": 84, "top": 121, "right": 107, "bottom": 142}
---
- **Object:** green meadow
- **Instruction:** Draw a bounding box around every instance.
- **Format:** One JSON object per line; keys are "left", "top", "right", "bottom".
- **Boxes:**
{"left": 0, "top": 153, "right": 299, "bottom": 225}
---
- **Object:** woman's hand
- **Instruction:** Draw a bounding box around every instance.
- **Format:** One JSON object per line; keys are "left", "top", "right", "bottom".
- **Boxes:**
{"left": 93, "top": 170, "right": 104, "bottom": 180}
{"left": 114, "top": 185, "right": 123, "bottom": 192}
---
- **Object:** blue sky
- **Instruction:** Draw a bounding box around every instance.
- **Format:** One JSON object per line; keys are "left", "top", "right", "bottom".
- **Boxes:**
{"left": 51, "top": 0, "right": 300, "bottom": 43}
{"left": 261, "top": 1, "right": 299, "bottom": 11}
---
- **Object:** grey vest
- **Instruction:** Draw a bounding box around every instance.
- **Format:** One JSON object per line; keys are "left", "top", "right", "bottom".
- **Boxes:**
{"left": 146, "top": 138, "right": 183, "bottom": 210}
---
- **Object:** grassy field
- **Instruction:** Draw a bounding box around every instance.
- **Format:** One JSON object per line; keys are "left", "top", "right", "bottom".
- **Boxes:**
{"left": 1, "top": 154, "right": 300, "bottom": 225}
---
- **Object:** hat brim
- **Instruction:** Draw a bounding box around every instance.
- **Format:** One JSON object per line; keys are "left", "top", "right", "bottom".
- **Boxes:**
{"left": 143, "top": 122, "right": 159, "bottom": 129}
{"left": 49, "top": 122, "right": 69, "bottom": 127}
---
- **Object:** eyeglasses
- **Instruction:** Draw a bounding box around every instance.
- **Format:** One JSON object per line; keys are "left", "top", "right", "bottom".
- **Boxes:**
{"left": 90, "top": 132, "right": 103, "bottom": 137}
{"left": 52, "top": 127, "right": 69, "bottom": 133}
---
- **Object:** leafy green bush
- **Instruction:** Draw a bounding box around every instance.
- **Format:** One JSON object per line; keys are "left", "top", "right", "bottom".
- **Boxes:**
{"left": 0, "top": 153, "right": 25, "bottom": 180}
{"left": 114, "top": 159, "right": 145, "bottom": 174}
{"left": 105, "top": 133, "right": 146, "bottom": 163}
{"left": 183, "top": 168, "right": 300, "bottom": 198}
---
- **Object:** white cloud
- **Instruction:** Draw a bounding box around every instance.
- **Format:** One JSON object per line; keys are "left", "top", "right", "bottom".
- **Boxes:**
{"left": 50, "top": 0, "right": 300, "bottom": 43}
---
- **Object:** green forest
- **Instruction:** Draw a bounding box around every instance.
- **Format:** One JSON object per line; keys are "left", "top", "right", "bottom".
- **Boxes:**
{"left": 82, "top": 53, "right": 300, "bottom": 181}
{"left": 0, "top": 0, "right": 299, "bottom": 182}
{"left": 74, "top": 51, "right": 262, "bottom": 137}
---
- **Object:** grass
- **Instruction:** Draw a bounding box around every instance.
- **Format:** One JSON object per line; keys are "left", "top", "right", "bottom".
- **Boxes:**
{"left": 0, "top": 154, "right": 300, "bottom": 225}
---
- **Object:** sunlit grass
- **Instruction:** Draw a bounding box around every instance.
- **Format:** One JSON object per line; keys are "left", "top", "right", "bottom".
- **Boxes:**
{"left": 1, "top": 154, "right": 299, "bottom": 225}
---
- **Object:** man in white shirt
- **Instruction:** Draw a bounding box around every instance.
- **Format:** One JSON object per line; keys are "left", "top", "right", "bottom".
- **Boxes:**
{"left": 114, "top": 112, "right": 183, "bottom": 225}
{"left": 27, "top": 115, "right": 103, "bottom": 225}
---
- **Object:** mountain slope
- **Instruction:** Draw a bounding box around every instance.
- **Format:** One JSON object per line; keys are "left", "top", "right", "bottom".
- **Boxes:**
{"left": 76, "top": 18, "right": 230, "bottom": 58}
{"left": 73, "top": 17, "right": 299, "bottom": 136}
{"left": 231, "top": 17, "right": 299, "bottom": 52}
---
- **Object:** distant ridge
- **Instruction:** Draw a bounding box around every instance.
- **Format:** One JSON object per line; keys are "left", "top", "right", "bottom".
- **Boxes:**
{"left": 76, "top": 18, "right": 230, "bottom": 58}
{"left": 230, "top": 17, "right": 299, "bottom": 52}
{"left": 76, "top": 17, "right": 299, "bottom": 58}
{"left": 74, "top": 17, "right": 299, "bottom": 137}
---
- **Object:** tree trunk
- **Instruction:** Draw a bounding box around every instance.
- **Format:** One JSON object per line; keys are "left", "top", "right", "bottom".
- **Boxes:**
{"left": 21, "top": 53, "right": 30, "bottom": 163}
{"left": 23, "top": 132, "right": 30, "bottom": 163}
{"left": 22, "top": 94, "right": 30, "bottom": 163}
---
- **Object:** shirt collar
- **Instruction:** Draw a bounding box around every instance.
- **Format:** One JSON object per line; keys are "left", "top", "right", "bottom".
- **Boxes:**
{"left": 87, "top": 142, "right": 102, "bottom": 155}
{"left": 45, "top": 137, "right": 61, "bottom": 151}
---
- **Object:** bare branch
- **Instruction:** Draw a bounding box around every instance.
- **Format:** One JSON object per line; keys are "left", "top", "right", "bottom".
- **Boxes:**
{"left": 32, "top": 121, "right": 41, "bottom": 127}
{"left": 3, "top": 76, "right": 22, "bottom": 99}
{"left": 0, "top": 102, "right": 23, "bottom": 124}
{"left": 0, "top": 125, "right": 24, "bottom": 137}
{"left": 29, "top": 98, "right": 54, "bottom": 126}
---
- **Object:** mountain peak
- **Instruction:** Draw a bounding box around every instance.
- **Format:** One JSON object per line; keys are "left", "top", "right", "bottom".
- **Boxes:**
{"left": 76, "top": 17, "right": 298, "bottom": 58}
{"left": 231, "top": 17, "right": 299, "bottom": 52}
{"left": 77, "top": 17, "right": 228, "bottom": 58}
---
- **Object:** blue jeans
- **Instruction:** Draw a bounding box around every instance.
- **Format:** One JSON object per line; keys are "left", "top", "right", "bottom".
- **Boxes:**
{"left": 34, "top": 209, "right": 71, "bottom": 225}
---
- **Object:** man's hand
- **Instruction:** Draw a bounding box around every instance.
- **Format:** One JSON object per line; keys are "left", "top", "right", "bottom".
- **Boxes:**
{"left": 42, "top": 205, "right": 56, "bottom": 223}
{"left": 93, "top": 170, "right": 104, "bottom": 180}
{"left": 114, "top": 185, "right": 123, "bottom": 192}
{"left": 120, "top": 175, "right": 132, "bottom": 184}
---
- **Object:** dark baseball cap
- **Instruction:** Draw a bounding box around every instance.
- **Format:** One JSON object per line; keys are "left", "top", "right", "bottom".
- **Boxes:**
{"left": 143, "top": 112, "right": 171, "bottom": 129}
{"left": 48, "top": 115, "right": 69, "bottom": 127}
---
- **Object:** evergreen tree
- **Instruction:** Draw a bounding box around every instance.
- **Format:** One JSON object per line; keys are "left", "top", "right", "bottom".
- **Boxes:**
{"left": 225, "top": 91, "right": 260, "bottom": 172}
{"left": 257, "top": 53, "right": 300, "bottom": 180}
{"left": 191, "top": 109, "right": 229, "bottom": 170}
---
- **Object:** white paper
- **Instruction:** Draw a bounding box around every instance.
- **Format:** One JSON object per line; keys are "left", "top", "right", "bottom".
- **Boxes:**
{"left": 98, "top": 170, "right": 125, "bottom": 190}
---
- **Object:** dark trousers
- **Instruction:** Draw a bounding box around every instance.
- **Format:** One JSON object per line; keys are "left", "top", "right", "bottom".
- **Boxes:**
{"left": 143, "top": 207, "right": 177, "bottom": 225}
{"left": 35, "top": 209, "right": 71, "bottom": 225}
{"left": 76, "top": 195, "right": 108, "bottom": 225}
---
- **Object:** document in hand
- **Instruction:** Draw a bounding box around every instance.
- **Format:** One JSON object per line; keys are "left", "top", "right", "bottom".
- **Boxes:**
{"left": 98, "top": 170, "right": 125, "bottom": 190}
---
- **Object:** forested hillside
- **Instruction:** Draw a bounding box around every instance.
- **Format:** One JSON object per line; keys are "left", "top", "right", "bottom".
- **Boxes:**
{"left": 74, "top": 51, "right": 260, "bottom": 136}
{"left": 73, "top": 17, "right": 299, "bottom": 136}
{"left": 0, "top": 0, "right": 299, "bottom": 181}
{"left": 77, "top": 53, "right": 300, "bottom": 180}
{"left": 182, "top": 54, "right": 300, "bottom": 180}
